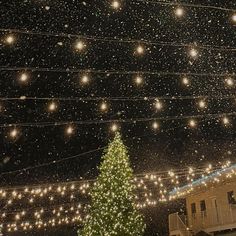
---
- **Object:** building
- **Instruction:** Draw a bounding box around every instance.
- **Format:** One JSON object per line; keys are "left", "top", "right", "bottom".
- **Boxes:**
{"left": 168, "top": 164, "right": 236, "bottom": 236}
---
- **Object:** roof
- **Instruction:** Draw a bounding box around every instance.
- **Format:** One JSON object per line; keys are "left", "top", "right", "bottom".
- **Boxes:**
{"left": 169, "top": 163, "right": 236, "bottom": 199}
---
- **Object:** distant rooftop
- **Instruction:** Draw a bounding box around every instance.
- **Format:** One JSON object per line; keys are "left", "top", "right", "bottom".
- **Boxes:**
{"left": 169, "top": 163, "right": 236, "bottom": 199}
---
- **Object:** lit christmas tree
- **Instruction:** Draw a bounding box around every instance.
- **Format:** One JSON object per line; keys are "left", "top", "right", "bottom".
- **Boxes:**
{"left": 79, "top": 132, "right": 145, "bottom": 236}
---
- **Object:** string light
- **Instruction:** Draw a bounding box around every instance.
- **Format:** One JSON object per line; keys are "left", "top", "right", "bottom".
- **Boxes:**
{"left": 182, "top": 76, "right": 190, "bottom": 86}
{"left": 48, "top": 102, "right": 57, "bottom": 112}
{"left": 75, "top": 40, "right": 86, "bottom": 51}
{"left": 135, "top": 45, "right": 145, "bottom": 55}
{"left": 152, "top": 121, "right": 159, "bottom": 130}
{"left": 19, "top": 72, "right": 29, "bottom": 83}
{"left": 65, "top": 125, "right": 74, "bottom": 136}
{"left": 232, "top": 13, "right": 236, "bottom": 23}
{"left": 189, "top": 119, "right": 197, "bottom": 128}
{"left": 175, "top": 7, "right": 184, "bottom": 17}
{"left": 110, "top": 123, "right": 118, "bottom": 132}
{"left": 80, "top": 74, "right": 90, "bottom": 85}
{"left": 100, "top": 102, "right": 108, "bottom": 112}
{"left": 198, "top": 100, "right": 207, "bottom": 109}
{"left": 134, "top": 75, "right": 143, "bottom": 86}
{"left": 154, "top": 99, "right": 163, "bottom": 111}
{"left": 5, "top": 35, "right": 15, "bottom": 45}
{"left": 111, "top": 0, "right": 120, "bottom": 9}
{"left": 225, "top": 77, "right": 234, "bottom": 87}
{"left": 9, "top": 128, "right": 19, "bottom": 139}
{"left": 222, "top": 116, "right": 230, "bottom": 126}
{"left": 189, "top": 48, "right": 199, "bottom": 58}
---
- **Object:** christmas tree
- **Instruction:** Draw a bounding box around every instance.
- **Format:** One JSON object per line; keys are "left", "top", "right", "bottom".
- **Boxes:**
{"left": 79, "top": 132, "right": 145, "bottom": 236}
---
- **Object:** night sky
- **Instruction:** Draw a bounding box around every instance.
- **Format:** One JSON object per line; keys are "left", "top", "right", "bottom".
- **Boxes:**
{"left": 0, "top": 0, "right": 236, "bottom": 235}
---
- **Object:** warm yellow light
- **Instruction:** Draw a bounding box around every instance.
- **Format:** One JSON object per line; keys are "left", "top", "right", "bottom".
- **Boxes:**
{"left": 136, "top": 45, "right": 144, "bottom": 55}
{"left": 154, "top": 99, "right": 163, "bottom": 111}
{"left": 175, "top": 7, "right": 184, "bottom": 17}
{"left": 222, "top": 117, "right": 230, "bottom": 125}
{"left": 100, "top": 102, "right": 108, "bottom": 112}
{"left": 80, "top": 74, "right": 90, "bottom": 85}
{"left": 111, "top": 0, "right": 120, "bottom": 9}
{"left": 134, "top": 75, "right": 143, "bottom": 85}
{"left": 5, "top": 35, "right": 15, "bottom": 45}
{"left": 111, "top": 123, "right": 118, "bottom": 132}
{"left": 75, "top": 40, "right": 86, "bottom": 51}
{"left": 189, "top": 48, "right": 198, "bottom": 58}
{"left": 225, "top": 77, "right": 234, "bottom": 87}
{"left": 19, "top": 73, "right": 29, "bottom": 83}
{"left": 198, "top": 100, "right": 206, "bottom": 109}
{"left": 182, "top": 76, "right": 190, "bottom": 86}
{"left": 48, "top": 102, "right": 57, "bottom": 112}
{"left": 66, "top": 125, "right": 74, "bottom": 135}
{"left": 10, "top": 128, "right": 18, "bottom": 138}
{"left": 232, "top": 13, "right": 236, "bottom": 23}
{"left": 189, "top": 119, "right": 197, "bottom": 128}
{"left": 152, "top": 121, "right": 159, "bottom": 130}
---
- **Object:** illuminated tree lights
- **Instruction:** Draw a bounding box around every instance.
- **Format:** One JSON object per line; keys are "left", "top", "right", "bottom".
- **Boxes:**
{"left": 79, "top": 133, "right": 146, "bottom": 236}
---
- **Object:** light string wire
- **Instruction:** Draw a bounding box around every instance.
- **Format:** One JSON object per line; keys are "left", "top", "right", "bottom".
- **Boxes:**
{"left": 0, "top": 67, "right": 234, "bottom": 77}
{"left": 134, "top": 0, "right": 236, "bottom": 12}
{"left": 0, "top": 111, "right": 235, "bottom": 128}
{"left": 1, "top": 94, "right": 236, "bottom": 101}
{"left": 0, "top": 28, "right": 236, "bottom": 51}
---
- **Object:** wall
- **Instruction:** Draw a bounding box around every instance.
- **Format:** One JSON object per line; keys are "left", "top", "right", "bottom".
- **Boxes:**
{"left": 186, "top": 181, "right": 236, "bottom": 234}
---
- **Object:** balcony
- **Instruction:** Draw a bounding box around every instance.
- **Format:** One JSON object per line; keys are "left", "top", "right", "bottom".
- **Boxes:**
{"left": 169, "top": 213, "right": 192, "bottom": 236}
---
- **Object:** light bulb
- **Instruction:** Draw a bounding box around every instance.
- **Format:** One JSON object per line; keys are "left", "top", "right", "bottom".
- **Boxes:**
{"left": 111, "top": 0, "right": 120, "bottom": 9}
{"left": 198, "top": 100, "right": 206, "bottom": 109}
{"left": 222, "top": 117, "right": 229, "bottom": 125}
{"left": 10, "top": 128, "right": 19, "bottom": 138}
{"left": 152, "top": 121, "right": 159, "bottom": 130}
{"left": 225, "top": 77, "right": 234, "bottom": 87}
{"left": 182, "top": 77, "right": 190, "bottom": 86}
{"left": 134, "top": 75, "right": 143, "bottom": 85}
{"left": 111, "top": 123, "right": 118, "bottom": 132}
{"left": 81, "top": 75, "right": 90, "bottom": 84}
{"left": 155, "top": 99, "right": 163, "bottom": 111}
{"left": 232, "top": 13, "right": 236, "bottom": 23}
{"left": 100, "top": 102, "right": 108, "bottom": 112}
{"left": 75, "top": 40, "right": 86, "bottom": 51}
{"left": 5, "top": 35, "right": 15, "bottom": 45}
{"left": 66, "top": 125, "right": 74, "bottom": 135}
{"left": 136, "top": 45, "right": 144, "bottom": 55}
{"left": 175, "top": 7, "right": 184, "bottom": 17}
{"left": 48, "top": 102, "right": 57, "bottom": 112}
{"left": 189, "top": 119, "right": 197, "bottom": 128}
{"left": 189, "top": 48, "right": 198, "bottom": 58}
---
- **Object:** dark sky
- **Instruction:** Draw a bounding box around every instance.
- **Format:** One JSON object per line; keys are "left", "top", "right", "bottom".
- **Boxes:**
{"left": 0, "top": 0, "right": 236, "bottom": 235}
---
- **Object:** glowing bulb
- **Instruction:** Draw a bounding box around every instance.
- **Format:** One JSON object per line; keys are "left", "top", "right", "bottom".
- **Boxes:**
{"left": 175, "top": 7, "right": 184, "bottom": 17}
{"left": 152, "top": 121, "right": 159, "bottom": 130}
{"left": 134, "top": 75, "right": 143, "bottom": 85}
{"left": 182, "top": 77, "right": 190, "bottom": 86}
{"left": 100, "top": 102, "right": 108, "bottom": 112}
{"left": 75, "top": 40, "right": 86, "bottom": 51}
{"left": 189, "top": 119, "right": 197, "bottom": 128}
{"left": 189, "top": 48, "right": 198, "bottom": 58}
{"left": 10, "top": 128, "right": 18, "bottom": 138}
{"left": 111, "top": 123, "right": 118, "bottom": 132}
{"left": 81, "top": 75, "right": 90, "bottom": 84}
{"left": 155, "top": 99, "right": 163, "bottom": 111}
{"left": 222, "top": 117, "right": 229, "bottom": 125}
{"left": 111, "top": 0, "right": 120, "bottom": 9}
{"left": 19, "top": 73, "right": 29, "bottom": 83}
{"left": 225, "top": 77, "right": 234, "bottom": 87}
{"left": 5, "top": 35, "right": 15, "bottom": 45}
{"left": 198, "top": 100, "right": 206, "bottom": 109}
{"left": 48, "top": 102, "right": 57, "bottom": 112}
{"left": 232, "top": 13, "right": 236, "bottom": 23}
{"left": 66, "top": 125, "right": 74, "bottom": 135}
{"left": 136, "top": 45, "right": 144, "bottom": 55}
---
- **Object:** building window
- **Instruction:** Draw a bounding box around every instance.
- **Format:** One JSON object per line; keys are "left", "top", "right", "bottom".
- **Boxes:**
{"left": 200, "top": 200, "right": 207, "bottom": 218}
{"left": 227, "top": 191, "right": 236, "bottom": 204}
{"left": 191, "top": 203, "right": 196, "bottom": 219}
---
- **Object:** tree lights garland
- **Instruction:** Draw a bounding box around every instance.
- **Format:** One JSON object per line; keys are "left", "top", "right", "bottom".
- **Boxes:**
{"left": 0, "top": 161, "right": 230, "bottom": 232}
